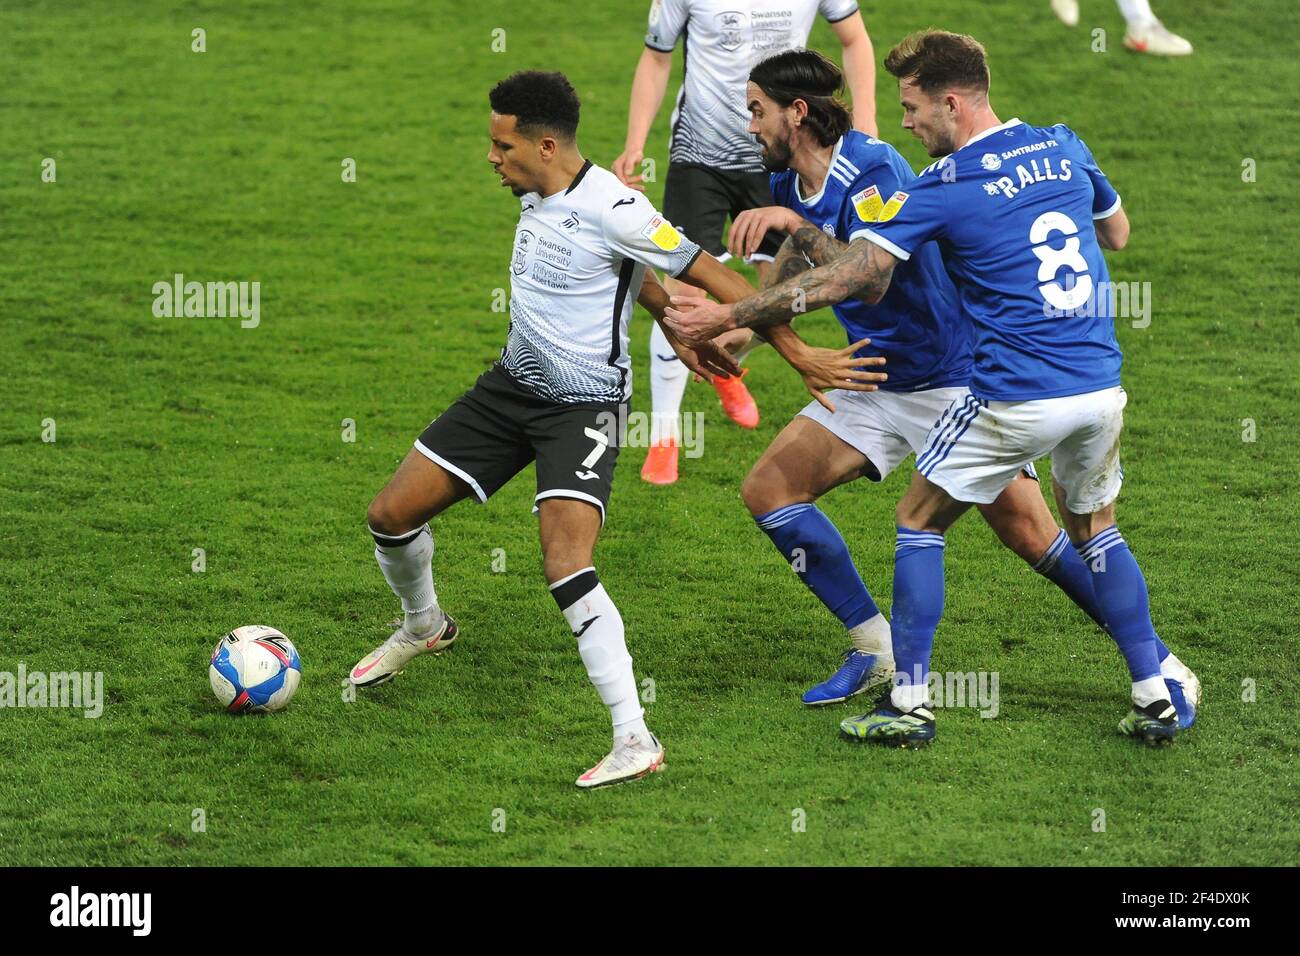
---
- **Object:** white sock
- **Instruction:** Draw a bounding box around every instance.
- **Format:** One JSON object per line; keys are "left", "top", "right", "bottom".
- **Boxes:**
{"left": 848, "top": 613, "right": 892, "bottom": 657}
{"left": 650, "top": 321, "right": 689, "bottom": 445}
{"left": 1132, "top": 675, "right": 1169, "bottom": 708}
{"left": 891, "top": 680, "right": 930, "bottom": 712}
{"left": 370, "top": 524, "right": 440, "bottom": 634}
{"left": 1158, "top": 651, "right": 1191, "bottom": 681}
{"left": 550, "top": 567, "right": 647, "bottom": 740}
{"left": 1116, "top": 0, "right": 1156, "bottom": 27}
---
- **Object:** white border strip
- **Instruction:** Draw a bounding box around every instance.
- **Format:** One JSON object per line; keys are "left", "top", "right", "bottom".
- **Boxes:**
{"left": 1093, "top": 195, "right": 1122, "bottom": 220}
{"left": 413, "top": 440, "right": 487, "bottom": 503}
{"left": 533, "top": 489, "right": 606, "bottom": 525}
{"left": 851, "top": 228, "right": 912, "bottom": 262}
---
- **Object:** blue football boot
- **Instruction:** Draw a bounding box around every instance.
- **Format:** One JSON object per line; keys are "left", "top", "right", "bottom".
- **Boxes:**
{"left": 1164, "top": 669, "right": 1200, "bottom": 729}
{"left": 802, "top": 649, "right": 894, "bottom": 706}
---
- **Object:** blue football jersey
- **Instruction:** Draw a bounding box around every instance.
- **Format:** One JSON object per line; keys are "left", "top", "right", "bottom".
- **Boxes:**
{"left": 769, "top": 131, "right": 971, "bottom": 392}
{"left": 857, "top": 119, "right": 1124, "bottom": 401}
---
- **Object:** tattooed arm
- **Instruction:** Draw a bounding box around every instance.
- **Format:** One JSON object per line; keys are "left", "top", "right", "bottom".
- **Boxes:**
{"left": 786, "top": 219, "right": 850, "bottom": 267}
{"left": 663, "top": 237, "right": 899, "bottom": 341}
{"left": 766, "top": 234, "right": 813, "bottom": 287}
{"left": 755, "top": 237, "right": 889, "bottom": 411}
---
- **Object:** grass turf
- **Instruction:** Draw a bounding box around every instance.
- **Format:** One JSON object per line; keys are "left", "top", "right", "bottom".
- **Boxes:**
{"left": 1, "top": 0, "right": 1297, "bottom": 865}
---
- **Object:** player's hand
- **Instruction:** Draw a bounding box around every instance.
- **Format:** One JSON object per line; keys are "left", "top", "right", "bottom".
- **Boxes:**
{"left": 662, "top": 327, "right": 742, "bottom": 382}
{"left": 663, "top": 295, "right": 736, "bottom": 345}
{"left": 792, "top": 337, "right": 887, "bottom": 413}
{"left": 612, "top": 148, "right": 646, "bottom": 192}
{"left": 713, "top": 327, "right": 755, "bottom": 358}
{"left": 728, "top": 207, "right": 800, "bottom": 260}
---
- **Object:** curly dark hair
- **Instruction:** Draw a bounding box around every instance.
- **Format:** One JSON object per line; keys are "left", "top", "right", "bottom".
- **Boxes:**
{"left": 488, "top": 71, "right": 581, "bottom": 141}
{"left": 748, "top": 49, "right": 852, "bottom": 148}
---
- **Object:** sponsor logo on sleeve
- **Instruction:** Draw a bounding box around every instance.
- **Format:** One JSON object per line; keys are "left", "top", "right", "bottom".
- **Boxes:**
{"left": 878, "top": 191, "right": 909, "bottom": 222}
{"left": 641, "top": 215, "right": 683, "bottom": 251}
{"left": 851, "top": 185, "right": 885, "bottom": 222}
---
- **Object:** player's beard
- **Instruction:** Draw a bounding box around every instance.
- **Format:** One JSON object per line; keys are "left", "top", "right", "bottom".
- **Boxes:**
{"left": 758, "top": 127, "right": 794, "bottom": 173}
{"left": 924, "top": 131, "right": 956, "bottom": 157}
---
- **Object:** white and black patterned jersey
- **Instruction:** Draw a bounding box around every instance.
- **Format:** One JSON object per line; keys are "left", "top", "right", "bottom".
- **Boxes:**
{"left": 501, "top": 161, "right": 702, "bottom": 404}
{"left": 645, "top": 0, "right": 860, "bottom": 172}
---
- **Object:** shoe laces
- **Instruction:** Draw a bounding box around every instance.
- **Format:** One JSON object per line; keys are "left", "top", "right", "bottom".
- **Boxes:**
{"left": 603, "top": 734, "right": 654, "bottom": 772}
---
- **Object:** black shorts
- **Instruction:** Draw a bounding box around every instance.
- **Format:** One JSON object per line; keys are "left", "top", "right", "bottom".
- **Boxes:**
{"left": 415, "top": 365, "right": 622, "bottom": 523}
{"left": 663, "top": 162, "right": 784, "bottom": 262}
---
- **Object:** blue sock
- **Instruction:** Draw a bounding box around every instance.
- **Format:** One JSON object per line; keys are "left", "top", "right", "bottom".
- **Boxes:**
{"left": 891, "top": 527, "right": 947, "bottom": 696}
{"left": 1076, "top": 527, "right": 1162, "bottom": 682}
{"left": 1037, "top": 528, "right": 1171, "bottom": 662}
{"left": 1034, "top": 529, "right": 1108, "bottom": 629}
{"left": 754, "top": 504, "right": 879, "bottom": 629}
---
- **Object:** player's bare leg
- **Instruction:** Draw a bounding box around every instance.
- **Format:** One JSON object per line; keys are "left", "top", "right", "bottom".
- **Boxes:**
{"left": 976, "top": 471, "right": 1116, "bottom": 632}
{"left": 350, "top": 451, "right": 469, "bottom": 687}
{"left": 538, "top": 497, "right": 664, "bottom": 788}
{"left": 742, "top": 416, "right": 894, "bottom": 703}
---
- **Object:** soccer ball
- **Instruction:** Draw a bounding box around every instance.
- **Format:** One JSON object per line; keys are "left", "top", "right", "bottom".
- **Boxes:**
{"left": 209, "top": 625, "right": 302, "bottom": 714}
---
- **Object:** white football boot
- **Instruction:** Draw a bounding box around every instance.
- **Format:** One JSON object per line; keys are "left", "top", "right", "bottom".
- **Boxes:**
{"left": 1124, "top": 19, "right": 1193, "bottom": 56}
{"left": 349, "top": 613, "right": 458, "bottom": 688}
{"left": 575, "top": 731, "right": 665, "bottom": 789}
{"left": 1050, "top": 0, "right": 1079, "bottom": 27}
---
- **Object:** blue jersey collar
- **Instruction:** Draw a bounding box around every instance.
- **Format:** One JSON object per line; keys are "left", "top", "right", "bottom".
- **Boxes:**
{"left": 956, "top": 117, "right": 1023, "bottom": 154}
{"left": 795, "top": 135, "right": 846, "bottom": 207}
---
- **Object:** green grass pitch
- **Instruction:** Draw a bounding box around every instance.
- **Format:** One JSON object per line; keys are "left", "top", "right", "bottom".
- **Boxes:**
{"left": 1, "top": 0, "right": 1297, "bottom": 866}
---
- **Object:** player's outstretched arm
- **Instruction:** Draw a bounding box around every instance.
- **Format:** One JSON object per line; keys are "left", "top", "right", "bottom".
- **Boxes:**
{"left": 754, "top": 238, "right": 887, "bottom": 410}
{"left": 676, "top": 250, "right": 759, "bottom": 307}
{"left": 763, "top": 325, "right": 887, "bottom": 413}
{"left": 637, "top": 271, "right": 742, "bottom": 381}
{"left": 664, "top": 237, "right": 899, "bottom": 343}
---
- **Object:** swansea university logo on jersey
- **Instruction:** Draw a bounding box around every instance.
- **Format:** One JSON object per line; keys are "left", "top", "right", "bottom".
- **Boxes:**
{"left": 716, "top": 10, "right": 746, "bottom": 51}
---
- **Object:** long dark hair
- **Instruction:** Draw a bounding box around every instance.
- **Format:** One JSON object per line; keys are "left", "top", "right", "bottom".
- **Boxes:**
{"left": 749, "top": 49, "right": 852, "bottom": 147}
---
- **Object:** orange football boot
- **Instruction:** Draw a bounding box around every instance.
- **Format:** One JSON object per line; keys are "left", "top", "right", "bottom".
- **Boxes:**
{"left": 640, "top": 438, "right": 679, "bottom": 485}
{"left": 712, "top": 368, "right": 759, "bottom": 429}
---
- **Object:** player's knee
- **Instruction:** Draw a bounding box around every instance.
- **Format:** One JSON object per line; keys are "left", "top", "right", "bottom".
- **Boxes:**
{"left": 741, "top": 462, "right": 805, "bottom": 517}
{"left": 740, "top": 467, "right": 774, "bottom": 516}
{"left": 1000, "top": 517, "right": 1050, "bottom": 563}
{"left": 366, "top": 494, "right": 416, "bottom": 538}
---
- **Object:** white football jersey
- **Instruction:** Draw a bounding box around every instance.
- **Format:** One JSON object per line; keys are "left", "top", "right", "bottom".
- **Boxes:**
{"left": 503, "top": 161, "right": 702, "bottom": 404}
{"left": 645, "top": 0, "right": 860, "bottom": 172}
